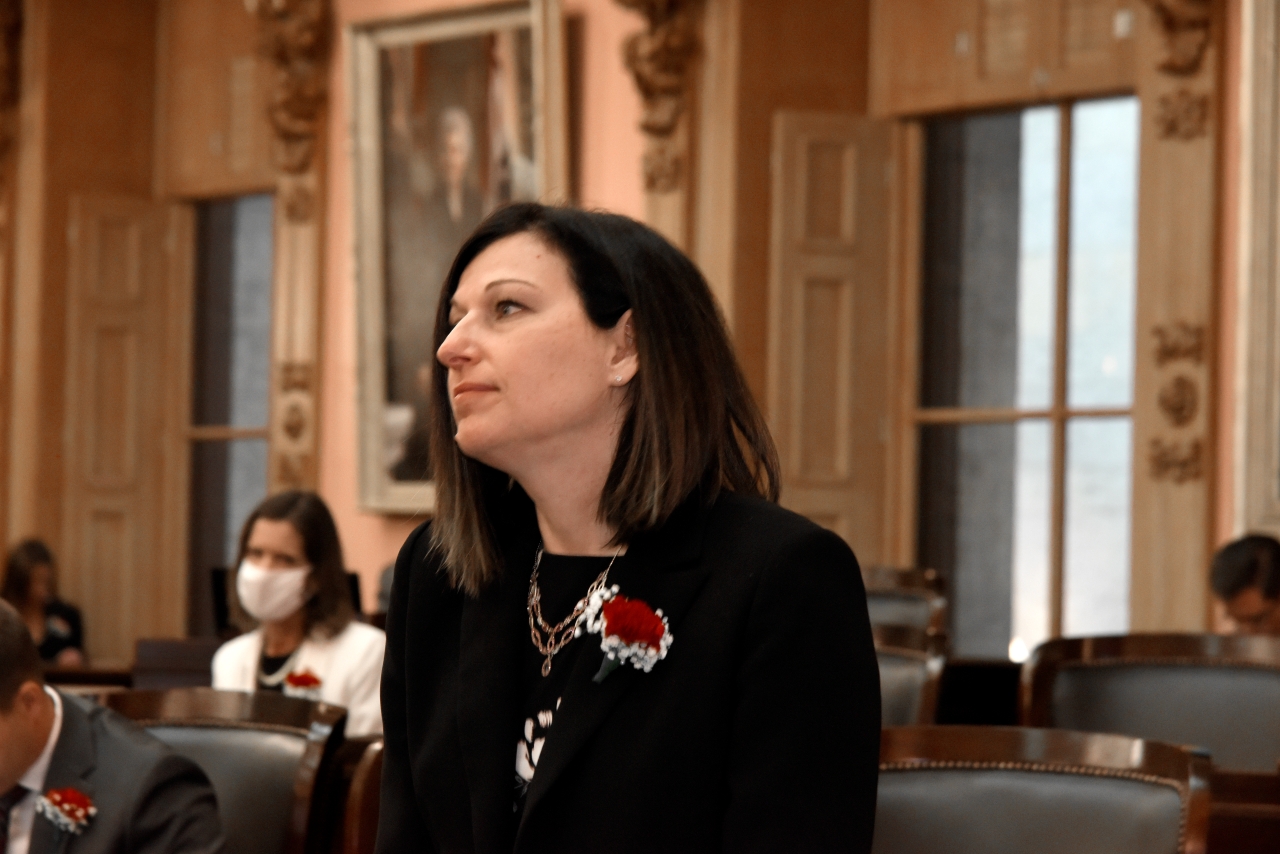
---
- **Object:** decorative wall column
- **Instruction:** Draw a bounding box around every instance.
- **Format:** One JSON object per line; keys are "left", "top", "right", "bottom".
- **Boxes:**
{"left": 249, "top": 0, "right": 330, "bottom": 493}
{"left": 0, "top": 0, "right": 19, "bottom": 541}
{"left": 1235, "top": 0, "right": 1280, "bottom": 538}
{"left": 615, "top": 0, "right": 699, "bottom": 249}
{"left": 1128, "top": 0, "right": 1217, "bottom": 630}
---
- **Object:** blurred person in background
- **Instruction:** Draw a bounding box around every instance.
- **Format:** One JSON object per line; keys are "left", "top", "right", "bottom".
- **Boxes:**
{"left": 211, "top": 491, "right": 385, "bottom": 736}
{"left": 1, "top": 540, "right": 84, "bottom": 668}
{"left": 1211, "top": 534, "right": 1280, "bottom": 635}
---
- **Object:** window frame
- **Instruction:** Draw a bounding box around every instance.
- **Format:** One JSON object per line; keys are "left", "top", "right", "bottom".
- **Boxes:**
{"left": 899, "top": 97, "right": 1139, "bottom": 645}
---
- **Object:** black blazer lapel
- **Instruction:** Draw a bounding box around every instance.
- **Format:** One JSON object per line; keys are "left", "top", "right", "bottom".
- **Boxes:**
{"left": 516, "top": 497, "right": 714, "bottom": 844}
{"left": 30, "top": 693, "right": 96, "bottom": 854}
{"left": 456, "top": 545, "right": 530, "bottom": 854}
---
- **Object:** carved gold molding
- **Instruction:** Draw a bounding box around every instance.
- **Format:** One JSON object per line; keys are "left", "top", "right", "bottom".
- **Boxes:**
{"left": 1157, "top": 375, "right": 1198, "bottom": 427}
{"left": 248, "top": 0, "right": 331, "bottom": 176}
{"left": 615, "top": 0, "right": 699, "bottom": 193}
{"left": 1149, "top": 437, "right": 1203, "bottom": 483}
{"left": 1153, "top": 321, "right": 1205, "bottom": 365}
{"left": 247, "top": 0, "right": 330, "bottom": 493}
{"left": 1155, "top": 88, "right": 1210, "bottom": 140}
{"left": 1141, "top": 0, "right": 1212, "bottom": 76}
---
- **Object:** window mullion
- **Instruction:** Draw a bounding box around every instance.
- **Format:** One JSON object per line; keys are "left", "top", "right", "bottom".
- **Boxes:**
{"left": 1048, "top": 101, "right": 1074, "bottom": 639}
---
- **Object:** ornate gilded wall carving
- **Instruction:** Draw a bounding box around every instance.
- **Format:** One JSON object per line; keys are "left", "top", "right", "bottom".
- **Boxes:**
{"left": 1141, "top": 0, "right": 1211, "bottom": 76}
{"left": 1149, "top": 321, "right": 1206, "bottom": 483}
{"left": 1149, "top": 437, "right": 1203, "bottom": 482}
{"left": 250, "top": 0, "right": 332, "bottom": 176}
{"left": 1152, "top": 321, "right": 1205, "bottom": 365}
{"left": 1157, "top": 375, "right": 1198, "bottom": 426}
{"left": 246, "top": 0, "right": 330, "bottom": 492}
{"left": 615, "top": 0, "right": 699, "bottom": 192}
{"left": 1155, "top": 88, "right": 1210, "bottom": 140}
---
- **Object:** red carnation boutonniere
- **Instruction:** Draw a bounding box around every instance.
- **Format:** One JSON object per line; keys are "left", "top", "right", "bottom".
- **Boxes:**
{"left": 284, "top": 669, "right": 322, "bottom": 690}
{"left": 37, "top": 787, "right": 96, "bottom": 835}
{"left": 575, "top": 585, "right": 674, "bottom": 683}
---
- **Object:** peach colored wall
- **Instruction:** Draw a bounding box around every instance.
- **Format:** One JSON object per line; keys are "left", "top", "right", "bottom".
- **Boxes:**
{"left": 318, "top": 0, "right": 645, "bottom": 610}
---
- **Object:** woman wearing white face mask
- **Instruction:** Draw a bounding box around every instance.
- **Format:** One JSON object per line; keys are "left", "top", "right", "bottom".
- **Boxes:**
{"left": 211, "top": 490, "right": 386, "bottom": 736}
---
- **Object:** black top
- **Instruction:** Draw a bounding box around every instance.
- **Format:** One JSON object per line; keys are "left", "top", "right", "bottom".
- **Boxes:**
{"left": 376, "top": 489, "right": 881, "bottom": 854}
{"left": 257, "top": 653, "right": 294, "bottom": 693}
{"left": 37, "top": 600, "right": 83, "bottom": 663}
{"left": 515, "top": 553, "right": 612, "bottom": 817}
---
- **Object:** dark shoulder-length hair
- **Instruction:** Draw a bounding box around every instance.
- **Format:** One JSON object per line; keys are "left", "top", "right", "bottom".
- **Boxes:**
{"left": 1, "top": 538, "right": 57, "bottom": 610}
{"left": 228, "top": 490, "right": 354, "bottom": 638}
{"left": 430, "top": 203, "right": 781, "bottom": 596}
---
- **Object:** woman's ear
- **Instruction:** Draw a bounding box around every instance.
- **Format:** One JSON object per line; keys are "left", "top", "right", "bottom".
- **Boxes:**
{"left": 608, "top": 310, "right": 639, "bottom": 385}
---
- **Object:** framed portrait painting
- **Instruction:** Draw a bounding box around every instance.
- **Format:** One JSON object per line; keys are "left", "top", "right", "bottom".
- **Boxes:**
{"left": 351, "top": 1, "right": 567, "bottom": 513}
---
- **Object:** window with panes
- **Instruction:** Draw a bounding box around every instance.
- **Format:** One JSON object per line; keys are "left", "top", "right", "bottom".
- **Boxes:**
{"left": 187, "top": 194, "right": 274, "bottom": 635}
{"left": 915, "top": 97, "right": 1139, "bottom": 660}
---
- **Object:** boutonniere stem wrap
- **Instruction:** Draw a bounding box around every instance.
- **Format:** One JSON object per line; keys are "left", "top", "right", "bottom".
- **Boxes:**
{"left": 575, "top": 585, "right": 673, "bottom": 682}
{"left": 37, "top": 787, "right": 96, "bottom": 835}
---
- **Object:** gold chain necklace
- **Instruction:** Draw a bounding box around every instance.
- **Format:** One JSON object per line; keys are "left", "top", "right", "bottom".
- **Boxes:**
{"left": 527, "top": 543, "right": 621, "bottom": 677}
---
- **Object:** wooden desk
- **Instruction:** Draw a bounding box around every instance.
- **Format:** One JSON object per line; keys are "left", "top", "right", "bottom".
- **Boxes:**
{"left": 1209, "top": 770, "right": 1280, "bottom": 854}
{"left": 45, "top": 668, "right": 132, "bottom": 688}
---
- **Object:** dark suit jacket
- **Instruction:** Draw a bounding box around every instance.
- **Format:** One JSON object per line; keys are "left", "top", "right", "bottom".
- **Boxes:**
{"left": 37, "top": 600, "right": 83, "bottom": 663}
{"left": 377, "top": 490, "right": 880, "bottom": 854}
{"left": 29, "top": 692, "right": 225, "bottom": 854}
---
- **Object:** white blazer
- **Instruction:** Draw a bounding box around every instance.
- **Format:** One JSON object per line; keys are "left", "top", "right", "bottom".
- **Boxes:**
{"left": 211, "top": 620, "right": 386, "bottom": 736}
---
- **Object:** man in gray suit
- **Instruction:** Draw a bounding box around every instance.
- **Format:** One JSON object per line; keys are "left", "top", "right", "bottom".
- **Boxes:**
{"left": 0, "top": 602, "right": 225, "bottom": 853}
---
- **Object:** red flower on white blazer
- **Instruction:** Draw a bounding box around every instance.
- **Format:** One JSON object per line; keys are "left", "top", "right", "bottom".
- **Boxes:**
{"left": 576, "top": 586, "right": 673, "bottom": 682}
{"left": 37, "top": 787, "right": 96, "bottom": 835}
{"left": 284, "top": 669, "right": 322, "bottom": 689}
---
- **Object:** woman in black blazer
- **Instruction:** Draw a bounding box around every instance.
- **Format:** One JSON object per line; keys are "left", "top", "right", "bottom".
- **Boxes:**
{"left": 377, "top": 204, "right": 880, "bottom": 854}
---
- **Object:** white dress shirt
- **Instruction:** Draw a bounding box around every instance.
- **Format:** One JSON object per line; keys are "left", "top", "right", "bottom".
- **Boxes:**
{"left": 6, "top": 686, "right": 63, "bottom": 854}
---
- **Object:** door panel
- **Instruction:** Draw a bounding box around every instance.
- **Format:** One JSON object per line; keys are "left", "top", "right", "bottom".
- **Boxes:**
{"left": 62, "top": 196, "right": 192, "bottom": 666}
{"left": 768, "top": 111, "right": 895, "bottom": 562}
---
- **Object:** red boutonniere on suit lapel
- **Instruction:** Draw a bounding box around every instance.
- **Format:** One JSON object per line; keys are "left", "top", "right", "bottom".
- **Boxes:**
{"left": 36, "top": 787, "right": 96, "bottom": 835}
{"left": 576, "top": 585, "right": 674, "bottom": 683}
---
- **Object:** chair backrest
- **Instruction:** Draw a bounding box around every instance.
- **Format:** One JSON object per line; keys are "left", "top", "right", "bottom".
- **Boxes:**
{"left": 1023, "top": 634, "right": 1280, "bottom": 773}
{"left": 132, "top": 637, "right": 223, "bottom": 690}
{"left": 344, "top": 740, "right": 383, "bottom": 854}
{"left": 875, "top": 725, "right": 1211, "bottom": 854}
{"left": 104, "top": 688, "right": 347, "bottom": 854}
{"left": 862, "top": 565, "right": 947, "bottom": 633}
{"left": 874, "top": 625, "right": 945, "bottom": 725}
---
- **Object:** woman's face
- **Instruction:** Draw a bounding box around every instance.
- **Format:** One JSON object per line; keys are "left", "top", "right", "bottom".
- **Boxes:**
{"left": 437, "top": 232, "right": 636, "bottom": 475}
{"left": 244, "top": 519, "right": 308, "bottom": 570}
{"left": 28, "top": 565, "right": 52, "bottom": 606}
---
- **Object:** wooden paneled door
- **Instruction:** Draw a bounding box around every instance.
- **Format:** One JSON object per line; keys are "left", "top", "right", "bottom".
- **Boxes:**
{"left": 767, "top": 112, "right": 895, "bottom": 563}
{"left": 61, "top": 196, "right": 193, "bottom": 667}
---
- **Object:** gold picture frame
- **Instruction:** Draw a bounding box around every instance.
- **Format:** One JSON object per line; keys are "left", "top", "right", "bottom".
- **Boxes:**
{"left": 350, "top": 0, "right": 567, "bottom": 514}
